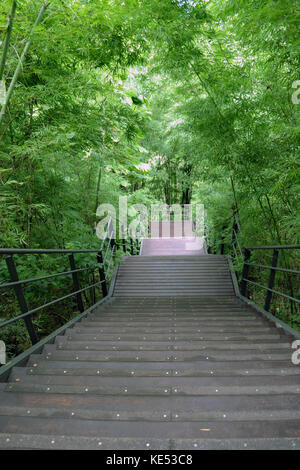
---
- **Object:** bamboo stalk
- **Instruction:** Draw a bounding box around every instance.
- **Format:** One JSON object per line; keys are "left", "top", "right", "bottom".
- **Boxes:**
{"left": 0, "top": 2, "right": 49, "bottom": 124}
{"left": 0, "top": 0, "right": 17, "bottom": 81}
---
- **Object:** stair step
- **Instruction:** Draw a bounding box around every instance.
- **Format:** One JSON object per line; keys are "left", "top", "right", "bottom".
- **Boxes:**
{"left": 65, "top": 332, "right": 283, "bottom": 341}
{"left": 8, "top": 369, "right": 300, "bottom": 389}
{"left": 26, "top": 358, "right": 300, "bottom": 375}
{"left": 1, "top": 403, "right": 300, "bottom": 423}
{"left": 54, "top": 341, "right": 290, "bottom": 352}
{"left": 34, "top": 348, "right": 293, "bottom": 362}
{"left": 3, "top": 388, "right": 300, "bottom": 409}
{"left": 56, "top": 339, "right": 289, "bottom": 350}
{"left": 0, "top": 415, "right": 300, "bottom": 439}
{"left": 0, "top": 433, "right": 299, "bottom": 450}
{"left": 79, "top": 320, "right": 265, "bottom": 328}
{"left": 70, "top": 327, "right": 277, "bottom": 335}
{"left": 114, "top": 290, "right": 231, "bottom": 298}
{"left": 88, "top": 317, "right": 261, "bottom": 323}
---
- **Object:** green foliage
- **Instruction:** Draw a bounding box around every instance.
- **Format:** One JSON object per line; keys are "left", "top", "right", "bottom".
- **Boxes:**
{"left": 0, "top": 0, "right": 299, "bottom": 353}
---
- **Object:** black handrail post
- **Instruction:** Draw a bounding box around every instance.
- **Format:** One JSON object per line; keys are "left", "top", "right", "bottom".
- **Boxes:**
{"left": 264, "top": 249, "right": 279, "bottom": 311}
{"left": 220, "top": 225, "right": 226, "bottom": 255}
{"left": 232, "top": 216, "right": 238, "bottom": 245}
{"left": 97, "top": 250, "right": 108, "bottom": 297}
{"left": 110, "top": 237, "right": 115, "bottom": 251}
{"left": 241, "top": 248, "right": 251, "bottom": 296}
{"left": 130, "top": 238, "right": 134, "bottom": 256}
{"left": 120, "top": 224, "right": 126, "bottom": 253}
{"left": 91, "top": 271, "right": 96, "bottom": 305}
{"left": 68, "top": 254, "right": 84, "bottom": 313}
{"left": 5, "top": 256, "right": 38, "bottom": 345}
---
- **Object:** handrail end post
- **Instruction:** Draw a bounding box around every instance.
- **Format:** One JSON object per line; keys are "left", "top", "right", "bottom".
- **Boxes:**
{"left": 241, "top": 248, "right": 251, "bottom": 297}
{"left": 5, "top": 255, "right": 38, "bottom": 345}
{"left": 264, "top": 249, "right": 279, "bottom": 311}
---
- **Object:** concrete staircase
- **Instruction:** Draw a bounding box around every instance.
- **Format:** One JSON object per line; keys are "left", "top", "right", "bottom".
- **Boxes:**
{"left": 0, "top": 253, "right": 300, "bottom": 449}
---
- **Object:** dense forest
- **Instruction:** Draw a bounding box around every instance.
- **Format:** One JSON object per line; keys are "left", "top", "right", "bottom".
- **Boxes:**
{"left": 0, "top": 0, "right": 299, "bottom": 356}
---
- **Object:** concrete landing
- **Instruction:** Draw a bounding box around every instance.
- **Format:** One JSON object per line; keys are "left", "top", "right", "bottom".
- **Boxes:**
{"left": 140, "top": 237, "right": 205, "bottom": 256}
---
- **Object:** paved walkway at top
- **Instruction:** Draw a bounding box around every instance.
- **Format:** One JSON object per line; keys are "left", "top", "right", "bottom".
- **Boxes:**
{"left": 141, "top": 221, "right": 205, "bottom": 255}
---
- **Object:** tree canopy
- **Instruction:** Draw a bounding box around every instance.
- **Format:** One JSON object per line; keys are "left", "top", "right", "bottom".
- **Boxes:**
{"left": 0, "top": 0, "right": 299, "bottom": 348}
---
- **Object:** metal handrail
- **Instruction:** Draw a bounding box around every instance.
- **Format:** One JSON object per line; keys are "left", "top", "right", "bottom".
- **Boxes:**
{"left": 246, "top": 245, "right": 300, "bottom": 250}
{"left": 0, "top": 230, "right": 141, "bottom": 349}
{"left": 0, "top": 248, "right": 101, "bottom": 255}
{"left": 245, "top": 262, "right": 300, "bottom": 275}
{"left": 243, "top": 278, "right": 300, "bottom": 304}
{"left": 0, "top": 278, "right": 106, "bottom": 329}
{"left": 206, "top": 212, "right": 300, "bottom": 314}
{"left": 0, "top": 265, "right": 98, "bottom": 289}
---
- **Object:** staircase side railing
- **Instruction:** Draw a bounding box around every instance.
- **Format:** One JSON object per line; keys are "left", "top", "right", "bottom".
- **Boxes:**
{"left": 0, "top": 216, "right": 141, "bottom": 350}
{"left": 205, "top": 212, "right": 300, "bottom": 315}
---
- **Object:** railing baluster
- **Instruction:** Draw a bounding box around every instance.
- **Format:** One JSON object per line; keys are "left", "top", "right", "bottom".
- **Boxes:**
{"left": 232, "top": 216, "right": 238, "bottom": 245}
{"left": 120, "top": 224, "right": 126, "bottom": 253}
{"left": 90, "top": 271, "right": 96, "bottom": 305}
{"left": 220, "top": 225, "right": 225, "bottom": 255}
{"left": 68, "top": 254, "right": 84, "bottom": 313}
{"left": 264, "top": 249, "right": 279, "bottom": 311}
{"left": 130, "top": 237, "right": 134, "bottom": 256}
{"left": 241, "top": 248, "right": 251, "bottom": 296}
{"left": 97, "top": 250, "right": 108, "bottom": 297}
{"left": 5, "top": 256, "right": 38, "bottom": 345}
